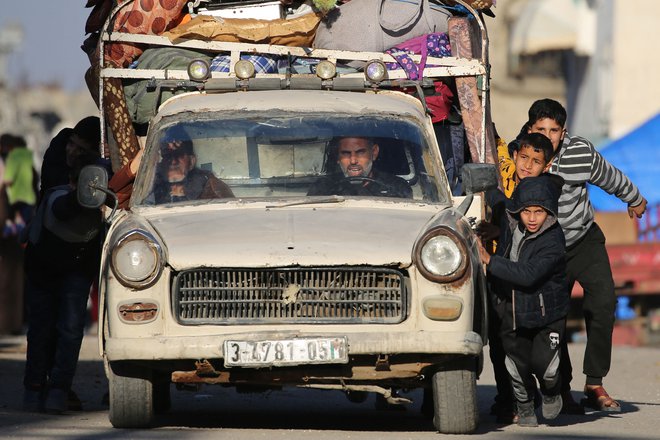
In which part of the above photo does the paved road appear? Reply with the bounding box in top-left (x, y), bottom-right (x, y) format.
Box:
top-left (1, 332), bottom-right (658, 439)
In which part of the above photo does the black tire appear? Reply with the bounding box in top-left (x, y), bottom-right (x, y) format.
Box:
top-left (431, 359), bottom-right (478, 434)
top-left (153, 375), bottom-right (172, 414)
top-left (108, 363), bottom-right (155, 428)
top-left (345, 390), bottom-right (369, 404)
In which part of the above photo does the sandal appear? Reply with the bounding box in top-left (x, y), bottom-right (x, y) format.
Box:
top-left (581, 386), bottom-right (621, 412)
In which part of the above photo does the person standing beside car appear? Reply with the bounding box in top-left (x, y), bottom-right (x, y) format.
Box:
top-left (522, 99), bottom-right (647, 413)
top-left (477, 174), bottom-right (570, 427)
top-left (39, 117), bottom-right (105, 199)
top-left (22, 140), bottom-right (104, 414)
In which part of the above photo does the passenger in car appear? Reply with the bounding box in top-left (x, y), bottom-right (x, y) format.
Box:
top-left (307, 136), bottom-right (412, 198)
top-left (153, 137), bottom-right (234, 204)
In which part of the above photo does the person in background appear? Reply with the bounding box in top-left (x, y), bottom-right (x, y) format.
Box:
top-left (2, 135), bottom-right (36, 238)
top-left (0, 134), bottom-right (12, 226)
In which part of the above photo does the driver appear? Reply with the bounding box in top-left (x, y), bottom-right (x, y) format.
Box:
top-left (307, 136), bottom-right (412, 198)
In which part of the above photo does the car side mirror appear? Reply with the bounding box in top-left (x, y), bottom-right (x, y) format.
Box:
top-left (77, 165), bottom-right (109, 209)
top-left (461, 163), bottom-right (498, 195)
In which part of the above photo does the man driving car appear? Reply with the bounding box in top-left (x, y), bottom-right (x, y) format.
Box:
top-left (307, 136), bottom-right (412, 198)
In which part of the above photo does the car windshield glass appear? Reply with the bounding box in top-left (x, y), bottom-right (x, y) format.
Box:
top-left (132, 112), bottom-right (449, 206)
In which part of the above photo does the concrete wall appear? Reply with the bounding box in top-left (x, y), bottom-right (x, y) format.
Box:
top-left (609, 1), bottom-right (660, 138)
top-left (486, 0), bottom-right (660, 143)
top-left (486, 0), bottom-right (565, 142)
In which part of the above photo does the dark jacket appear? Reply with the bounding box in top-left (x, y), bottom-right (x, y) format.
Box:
top-left (25, 185), bottom-right (103, 282)
top-left (486, 175), bottom-right (569, 329)
top-left (39, 128), bottom-right (73, 201)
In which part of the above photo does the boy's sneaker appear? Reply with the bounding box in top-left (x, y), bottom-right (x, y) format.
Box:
top-left (542, 394), bottom-right (563, 420)
top-left (516, 401), bottom-right (538, 427)
top-left (44, 388), bottom-right (68, 414)
top-left (23, 389), bottom-right (44, 412)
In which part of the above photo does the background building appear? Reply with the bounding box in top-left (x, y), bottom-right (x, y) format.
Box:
top-left (488, 0), bottom-right (660, 144)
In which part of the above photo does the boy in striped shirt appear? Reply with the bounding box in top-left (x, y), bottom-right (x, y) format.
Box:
top-left (521, 99), bottom-right (647, 412)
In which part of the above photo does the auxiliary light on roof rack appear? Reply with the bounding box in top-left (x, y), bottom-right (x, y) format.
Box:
top-left (187, 59), bottom-right (211, 81)
top-left (364, 60), bottom-right (387, 84)
top-left (234, 59), bottom-right (256, 79)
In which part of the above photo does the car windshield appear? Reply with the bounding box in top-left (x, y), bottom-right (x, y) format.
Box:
top-left (132, 111), bottom-right (450, 206)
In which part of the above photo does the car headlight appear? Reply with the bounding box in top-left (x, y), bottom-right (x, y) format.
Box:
top-left (413, 226), bottom-right (469, 282)
top-left (111, 231), bottom-right (163, 289)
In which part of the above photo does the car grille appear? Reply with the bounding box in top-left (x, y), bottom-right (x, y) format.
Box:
top-left (173, 267), bottom-right (407, 324)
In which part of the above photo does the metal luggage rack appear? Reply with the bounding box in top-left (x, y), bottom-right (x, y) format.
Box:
top-left (100, 32), bottom-right (487, 86)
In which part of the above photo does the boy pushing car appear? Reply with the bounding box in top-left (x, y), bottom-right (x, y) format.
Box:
top-left (478, 174), bottom-right (569, 427)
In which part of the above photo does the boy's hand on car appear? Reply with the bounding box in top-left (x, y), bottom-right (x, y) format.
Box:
top-left (628, 198), bottom-right (647, 219)
top-left (476, 239), bottom-right (491, 265)
top-left (476, 221), bottom-right (500, 242)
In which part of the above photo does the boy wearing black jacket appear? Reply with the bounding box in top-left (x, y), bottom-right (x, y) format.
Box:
top-left (477, 174), bottom-right (569, 427)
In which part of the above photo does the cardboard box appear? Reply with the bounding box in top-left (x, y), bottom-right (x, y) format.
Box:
top-left (595, 211), bottom-right (638, 245)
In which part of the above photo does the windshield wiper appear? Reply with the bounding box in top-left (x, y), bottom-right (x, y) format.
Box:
top-left (266, 196), bottom-right (346, 208)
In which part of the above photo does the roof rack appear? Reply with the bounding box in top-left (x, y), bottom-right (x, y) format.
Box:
top-left (100, 32), bottom-right (486, 82)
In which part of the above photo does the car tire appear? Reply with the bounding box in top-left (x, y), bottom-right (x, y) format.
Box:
top-left (108, 362), bottom-right (155, 428)
top-left (431, 358), bottom-right (478, 434)
top-left (153, 373), bottom-right (172, 414)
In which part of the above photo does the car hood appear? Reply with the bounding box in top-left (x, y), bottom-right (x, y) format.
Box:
top-left (141, 202), bottom-right (443, 269)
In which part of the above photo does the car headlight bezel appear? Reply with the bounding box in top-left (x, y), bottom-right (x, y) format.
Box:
top-left (111, 230), bottom-right (163, 289)
top-left (413, 226), bottom-right (469, 283)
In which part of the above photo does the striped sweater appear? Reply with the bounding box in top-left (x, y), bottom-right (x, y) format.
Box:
top-left (549, 134), bottom-right (644, 246)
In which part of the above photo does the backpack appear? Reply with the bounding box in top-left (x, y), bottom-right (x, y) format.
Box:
top-left (21, 186), bottom-right (60, 246)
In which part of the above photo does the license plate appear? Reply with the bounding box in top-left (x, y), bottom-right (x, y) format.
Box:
top-left (223, 337), bottom-right (348, 367)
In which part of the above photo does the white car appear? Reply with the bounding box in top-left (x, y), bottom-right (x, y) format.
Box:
top-left (87, 88), bottom-right (496, 433)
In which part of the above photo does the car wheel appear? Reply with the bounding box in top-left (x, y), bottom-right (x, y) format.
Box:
top-left (108, 362), bottom-right (154, 428)
top-left (431, 358), bottom-right (478, 434)
top-left (153, 372), bottom-right (172, 414)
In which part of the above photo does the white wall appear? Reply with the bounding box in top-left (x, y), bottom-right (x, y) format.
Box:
top-left (609, 0), bottom-right (660, 138)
